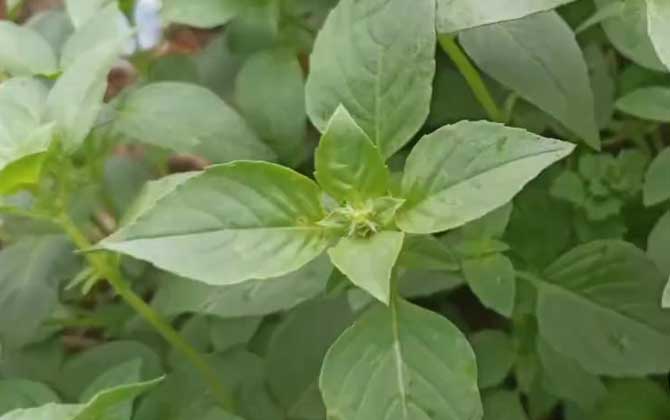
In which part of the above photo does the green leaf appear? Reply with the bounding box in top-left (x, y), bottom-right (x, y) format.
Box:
top-left (64, 0), bottom-right (115, 28)
top-left (60, 3), bottom-right (131, 67)
top-left (460, 12), bottom-right (600, 149)
top-left (396, 121), bottom-right (575, 234)
top-left (58, 341), bottom-right (163, 401)
top-left (646, 0), bottom-right (670, 71)
top-left (161, 0), bottom-right (242, 28)
top-left (470, 330), bottom-right (515, 389)
top-left (113, 82), bottom-right (275, 162)
top-left (315, 106), bottom-right (389, 204)
top-left (320, 299), bottom-right (482, 420)
top-left (436, 0), bottom-right (575, 34)
top-left (616, 87), bottom-right (670, 122)
top-left (535, 240), bottom-right (670, 376)
top-left (462, 254), bottom-right (516, 317)
top-left (593, 0), bottom-right (665, 71)
top-left (0, 377), bottom-right (162, 420)
top-left (663, 279), bottom-right (670, 308)
top-left (648, 211), bottom-right (670, 277)
top-left (267, 297), bottom-right (355, 419)
top-left (594, 379), bottom-right (670, 420)
top-left (644, 148), bottom-right (670, 206)
top-left (27, 10), bottom-right (75, 55)
top-left (306, 0), bottom-right (436, 159)
top-left (328, 231), bottom-right (404, 304)
top-left (79, 360), bottom-right (142, 420)
top-left (0, 236), bottom-right (78, 349)
top-left (101, 161), bottom-right (330, 286)
top-left (235, 48), bottom-right (307, 166)
top-left (0, 379), bottom-right (60, 415)
top-left (482, 391), bottom-right (528, 420)
top-left (0, 22), bottom-right (57, 76)
top-left (45, 40), bottom-right (124, 152)
top-left (152, 255), bottom-right (333, 318)
top-left (209, 317), bottom-right (261, 353)
top-left (537, 339), bottom-right (606, 410)
top-left (0, 125), bottom-right (54, 195)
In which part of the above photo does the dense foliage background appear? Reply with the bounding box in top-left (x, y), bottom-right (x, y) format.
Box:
top-left (0, 0), bottom-right (669, 419)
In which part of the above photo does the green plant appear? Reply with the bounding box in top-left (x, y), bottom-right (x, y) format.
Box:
top-left (0, 0), bottom-right (670, 419)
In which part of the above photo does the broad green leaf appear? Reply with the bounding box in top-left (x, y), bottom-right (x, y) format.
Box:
top-left (616, 87), bottom-right (670, 122)
top-left (306, 0), bottom-right (436, 159)
top-left (161, 0), bottom-right (242, 28)
top-left (397, 235), bottom-right (460, 272)
top-left (152, 255), bottom-right (332, 318)
top-left (436, 0), bottom-right (575, 34)
top-left (80, 360), bottom-right (142, 420)
top-left (235, 48), bottom-right (307, 166)
top-left (27, 10), bottom-right (75, 55)
top-left (536, 240), bottom-right (670, 376)
top-left (460, 12), bottom-right (600, 149)
top-left (0, 377), bottom-right (162, 420)
top-left (462, 254), bottom-right (516, 317)
top-left (267, 297), bottom-right (355, 419)
top-left (459, 203), bottom-right (513, 240)
top-left (65, 0), bottom-right (115, 28)
top-left (584, 44), bottom-right (615, 130)
top-left (320, 299), bottom-right (482, 420)
top-left (101, 162), bottom-right (330, 286)
top-left (594, 0), bottom-right (665, 71)
top-left (58, 341), bottom-right (163, 401)
top-left (537, 339), bottom-right (606, 410)
top-left (0, 236), bottom-right (77, 349)
top-left (648, 211), bottom-right (670, 276)
top-left (396, 121), bottom-right (575, 234)
top-left (594, 379), bottom-right (670, 420)
top-left (46, 40), bottom-right (124, 152)
top-left (329, 231), bottom-right (404, 304)
top-left (663, 279), bottom-right (670, 308)
top-left (644, 148), bottom-right (670, 206)
top-left (482, 391), bottom-right (528, 420)
top-left (575, 1), bottom-right (625, 34)
top-left (315, 106), bottom-right (389, 203)
top-left (113, 82), bottom-right (275, 162)
top-left (0, 338), bottom-right (65, 386)
top-left (0, 380), bottom-right (60, 415)
top-left (470, 330), bottom-right (515, 389)
top-left (0, 125), bottom-right (54, 195)
top-left (209, 317), bottom-right (262, 353)
top-left (60, 3), bottom-right (131, 67)
top-left (0, 22), bottom-right (57, 76)
top-left (646, 0), bottom-right (670, 71)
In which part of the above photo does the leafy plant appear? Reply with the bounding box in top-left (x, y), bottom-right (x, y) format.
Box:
top-left (0, 0), bottom-right (669, 419)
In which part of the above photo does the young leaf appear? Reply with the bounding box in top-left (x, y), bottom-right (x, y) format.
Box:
top-left (161, 0), bottom-right (242, 28)
top-left (100, 162), bottom-right (331, 286)
top-left (593, 0), bottom-right (665, 71)
top-left (328, 231), bottom-right (404, 304)
top-left (79, 360), bottom-right (142, 420)
top-left (470, 330), bottom-right (515, 389)
top-left (643, 148), bottom-right (670, 206)
top-left (0, 22), bottom-right (57, 76)
top-left (460, 12), bottom-right (600, 149)
top-left (315, 106), bottom-right (389, 204)
top-left (113, 82), bottom-right (276, 162)
top-left (646, 0), bottom-right (670, 71)
top-left (436, 0), bottom-right (575, 34)
top-left (0, 236), bottom-right (77, 350)
top-left (64, 0), bottom-right (115, 28)
top-left (462, 254), bottom-right (516, 317)
top-left (396, 121), bottom-right (575, 234)
top-left (306, 0), bottom-right (436, 159)
top-left (535, 240), bottom-right (670, 376)
top-left (0, 124), bottom-right (54, 195)
top-left (616, 87), bottom-right (670, 122)
top-left (45, 40), bottom-right (124, 152)
top-left (151, 255), bottom-right (333, 318)
top-left (235, 48), bottom-right (307, 166)
top-left (60, 3), bottom-right (131, 67)
top-left (320, 299), bottom-right (482, 420)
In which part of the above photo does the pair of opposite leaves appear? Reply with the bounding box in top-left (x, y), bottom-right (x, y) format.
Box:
top-left (100, 106), bottom-right (575, 305)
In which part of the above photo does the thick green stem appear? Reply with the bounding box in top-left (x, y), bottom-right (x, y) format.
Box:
top-left (438, 35), bottom-right (505, 123)
top-left (57, 212), bottom-right (236, 412)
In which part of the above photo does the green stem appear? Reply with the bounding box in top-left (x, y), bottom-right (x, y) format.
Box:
top-left (57, 212), bottom-right (236, 412)
top-left (438, 35), bottom-right (505, 123)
